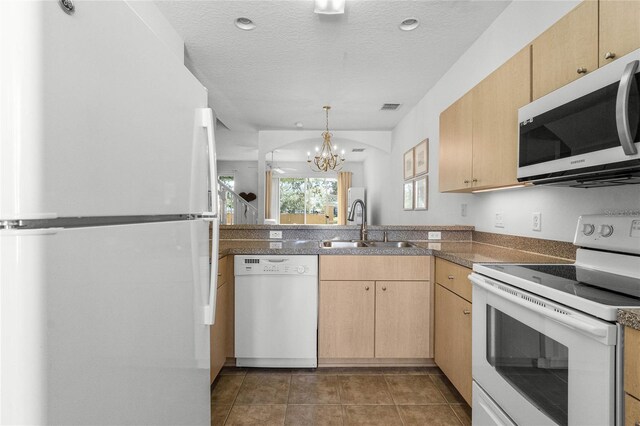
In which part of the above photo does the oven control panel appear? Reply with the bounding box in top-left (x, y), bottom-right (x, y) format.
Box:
top-left (575, 215), bottom-right (640, 255)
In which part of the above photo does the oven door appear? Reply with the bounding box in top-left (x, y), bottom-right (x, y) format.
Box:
top-left (470, 273), bottom-right (618, 426)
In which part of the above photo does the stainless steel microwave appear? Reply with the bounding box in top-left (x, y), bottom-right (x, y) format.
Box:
top-left (518, 48), bottom-right (640, 188)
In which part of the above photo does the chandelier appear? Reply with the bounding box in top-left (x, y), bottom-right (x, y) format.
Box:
top-left (307, 106), bottom-right (345, 172)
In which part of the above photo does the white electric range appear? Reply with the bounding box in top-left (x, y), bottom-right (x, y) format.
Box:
top-left (470, 214), bottom-right (640, 426)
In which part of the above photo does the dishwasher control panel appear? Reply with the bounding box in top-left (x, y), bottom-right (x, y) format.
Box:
top-left (234, 255), bottom-right (318, 276)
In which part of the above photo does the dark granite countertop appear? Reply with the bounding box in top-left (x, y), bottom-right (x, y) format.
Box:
top-left (218, 239), bottom-right (572, 268)
top-left (618, 309), bottom-right (640, 330)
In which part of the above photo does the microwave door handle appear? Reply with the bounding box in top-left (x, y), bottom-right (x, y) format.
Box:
top-left (616, 59), bottom-right (639, 156)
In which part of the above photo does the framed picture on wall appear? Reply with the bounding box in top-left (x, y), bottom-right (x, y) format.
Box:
top-left (414, 139), bottom-right (428, 176)
top-left (403, 149), bottom-right (415, 180)
top-left (415, 176), bottom-right (428, 210)
top-left (403, 181), bottom-right (414, 210)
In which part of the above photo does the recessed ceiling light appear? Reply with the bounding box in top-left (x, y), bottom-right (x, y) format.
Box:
top-left (314, 0), bottom-right (345, 15)
top-left (399, 18), bottom-right (419, 31)
top-left (295, 122), bottom-right (304, 128)
top-left (235, 17), bottom-right (256, 31)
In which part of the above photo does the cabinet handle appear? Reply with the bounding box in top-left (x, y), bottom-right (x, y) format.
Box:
top-left (447, 275), bottom-right (455, 280)
top-left (463, 309), bottom-right (471, 315)
top-left (365, 286), bottom-right (370, 291)
top-left (463, 180), bottom-right (470, 184)
top-left (604, 51), bottom-right (616, 60)
top-left (472, 178), bottom-right (478, 183)
top-left (577, 67), bottom-right (587, 74)
top-left (382, 286), bottom-right (387, 291)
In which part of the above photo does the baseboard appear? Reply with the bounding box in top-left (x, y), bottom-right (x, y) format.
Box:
top-left (318, 358), bottom-right (436, 367)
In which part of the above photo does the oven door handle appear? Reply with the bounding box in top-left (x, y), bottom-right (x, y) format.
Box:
top-left (470, 274), bottom-right (609, 339)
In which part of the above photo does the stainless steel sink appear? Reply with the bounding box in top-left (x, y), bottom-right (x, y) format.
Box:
top-left (364, 241), bottom-right (415, 248)
top-left (320, 241), bottom-right (368, 248)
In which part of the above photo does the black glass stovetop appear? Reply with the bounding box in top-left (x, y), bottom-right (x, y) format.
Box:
top-left (483, 264), bottom-right (640, 307)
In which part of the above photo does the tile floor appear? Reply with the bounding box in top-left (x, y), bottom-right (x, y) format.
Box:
top-left (211, 366), bottom-right (471, 425)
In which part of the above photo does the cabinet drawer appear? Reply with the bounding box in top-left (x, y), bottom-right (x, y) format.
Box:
top-left (626, 393), bottom-right (640, 426)
top-left (626, 327), bottom-right (640, 399)
top-left (320, 255), bottom-right (430, 281)
top-left (435, 258), bottom-right (472, 302)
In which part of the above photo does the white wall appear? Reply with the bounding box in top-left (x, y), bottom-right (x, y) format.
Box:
top-left (376, 0), bottom-right (640, 242)
top-left (218, 160), bottom-right (259, 200)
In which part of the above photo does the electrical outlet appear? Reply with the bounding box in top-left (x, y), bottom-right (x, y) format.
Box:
top-left (532, 212), bottom-right (542, 232)
top-left (461, 203), bottom-right (467, 217)
top-left (269, 230), bottom-right (283, 239)
top-left (428, 231), bottom-right (441, 240)
top-left (494, 212), bottom-right (505, 228)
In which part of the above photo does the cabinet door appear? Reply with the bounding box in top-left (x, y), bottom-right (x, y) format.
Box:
top-left (375, 281), bottom-right (431, 358)
top-left (532, 1), bottom-right (598, 100)
top-left (599, 0), bottom-right (640, 67)
top-left (439, 92), bottom-right (473, 192)
top-left (625, 326), bottom-right (640, 399)
top-left (434, 284), bottom-right (472, 405)
top-left (319, 281), bottom-right (375, 358)
top-left (225, 257), bottom-right (235, 359)
top-left (626, 394), bottom-right (640, 426)
top-left (472, 47), bottom-right (531, 190)
top-left (210, 282), bottom-right (230, 383)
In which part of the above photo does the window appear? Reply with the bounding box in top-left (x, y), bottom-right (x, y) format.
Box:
top-left (218, 175), bottom-right (235, 224)
top-left (279, 177), bottom-right (337, 224)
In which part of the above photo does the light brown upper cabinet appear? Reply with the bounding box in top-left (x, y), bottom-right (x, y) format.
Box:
top-left (439, 92), bottom-right (473, 192)
top-left (599, 0), bottom-right (640, 67)
top-left (472, 47), bottom-right (531, 190)
top-left (532, 0), bottom-right (598, 100)
top-left (439, 47), bottom-right (530, 193)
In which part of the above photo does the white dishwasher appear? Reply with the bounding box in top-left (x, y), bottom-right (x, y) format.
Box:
top-left (234, 255), bottom-right (318, 368)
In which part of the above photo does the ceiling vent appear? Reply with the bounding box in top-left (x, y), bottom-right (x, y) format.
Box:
top-left (352, 148), bottom-right (365, 153)
top-left (381, 103), bottom-right (401, 111)
top-left (216, 118), bottom-right (230, 130)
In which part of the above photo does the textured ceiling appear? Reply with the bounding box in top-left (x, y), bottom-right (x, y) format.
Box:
top-left (156, 0), bottom-right (510, 133)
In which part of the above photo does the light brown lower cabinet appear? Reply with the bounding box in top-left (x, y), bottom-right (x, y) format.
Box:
top-left (319, 280), bottom-right (375, 358)
top-left (318, 256), bottom-right (432, 360)
top-left (210, 256), bottom-right (234, 384)
top-left (434, 283), bottom-right (472, 405)
top-left (375, 281), bottom-right (431, 358)
top-left (625, 326), bottom-right (640, 425)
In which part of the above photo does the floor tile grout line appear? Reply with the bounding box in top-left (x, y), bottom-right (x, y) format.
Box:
top-left (428, 373), bottom-right (454, 405)
top-left (222, 371), bottom-right (246, 425)
top-left (382, 374), bottom-right (406, 426)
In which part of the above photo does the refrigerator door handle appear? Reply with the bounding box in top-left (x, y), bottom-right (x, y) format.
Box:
top-left (199, 108), bottom-right (219, 216)
top-left (203, 216), bottom-right (220, 325)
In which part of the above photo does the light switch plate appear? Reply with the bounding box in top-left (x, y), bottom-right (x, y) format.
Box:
top-left (461, 203), bottom-right (467, 217)
top-left (494, 212), bottom-right (505, 228)
top-left (269, 230), bottom-right (283, 239)
top-left (428, 231), bottom-right (442, 240)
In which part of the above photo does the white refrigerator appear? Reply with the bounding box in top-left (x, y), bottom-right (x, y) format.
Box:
top-left (1, 1), bottom-right (218, 424)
